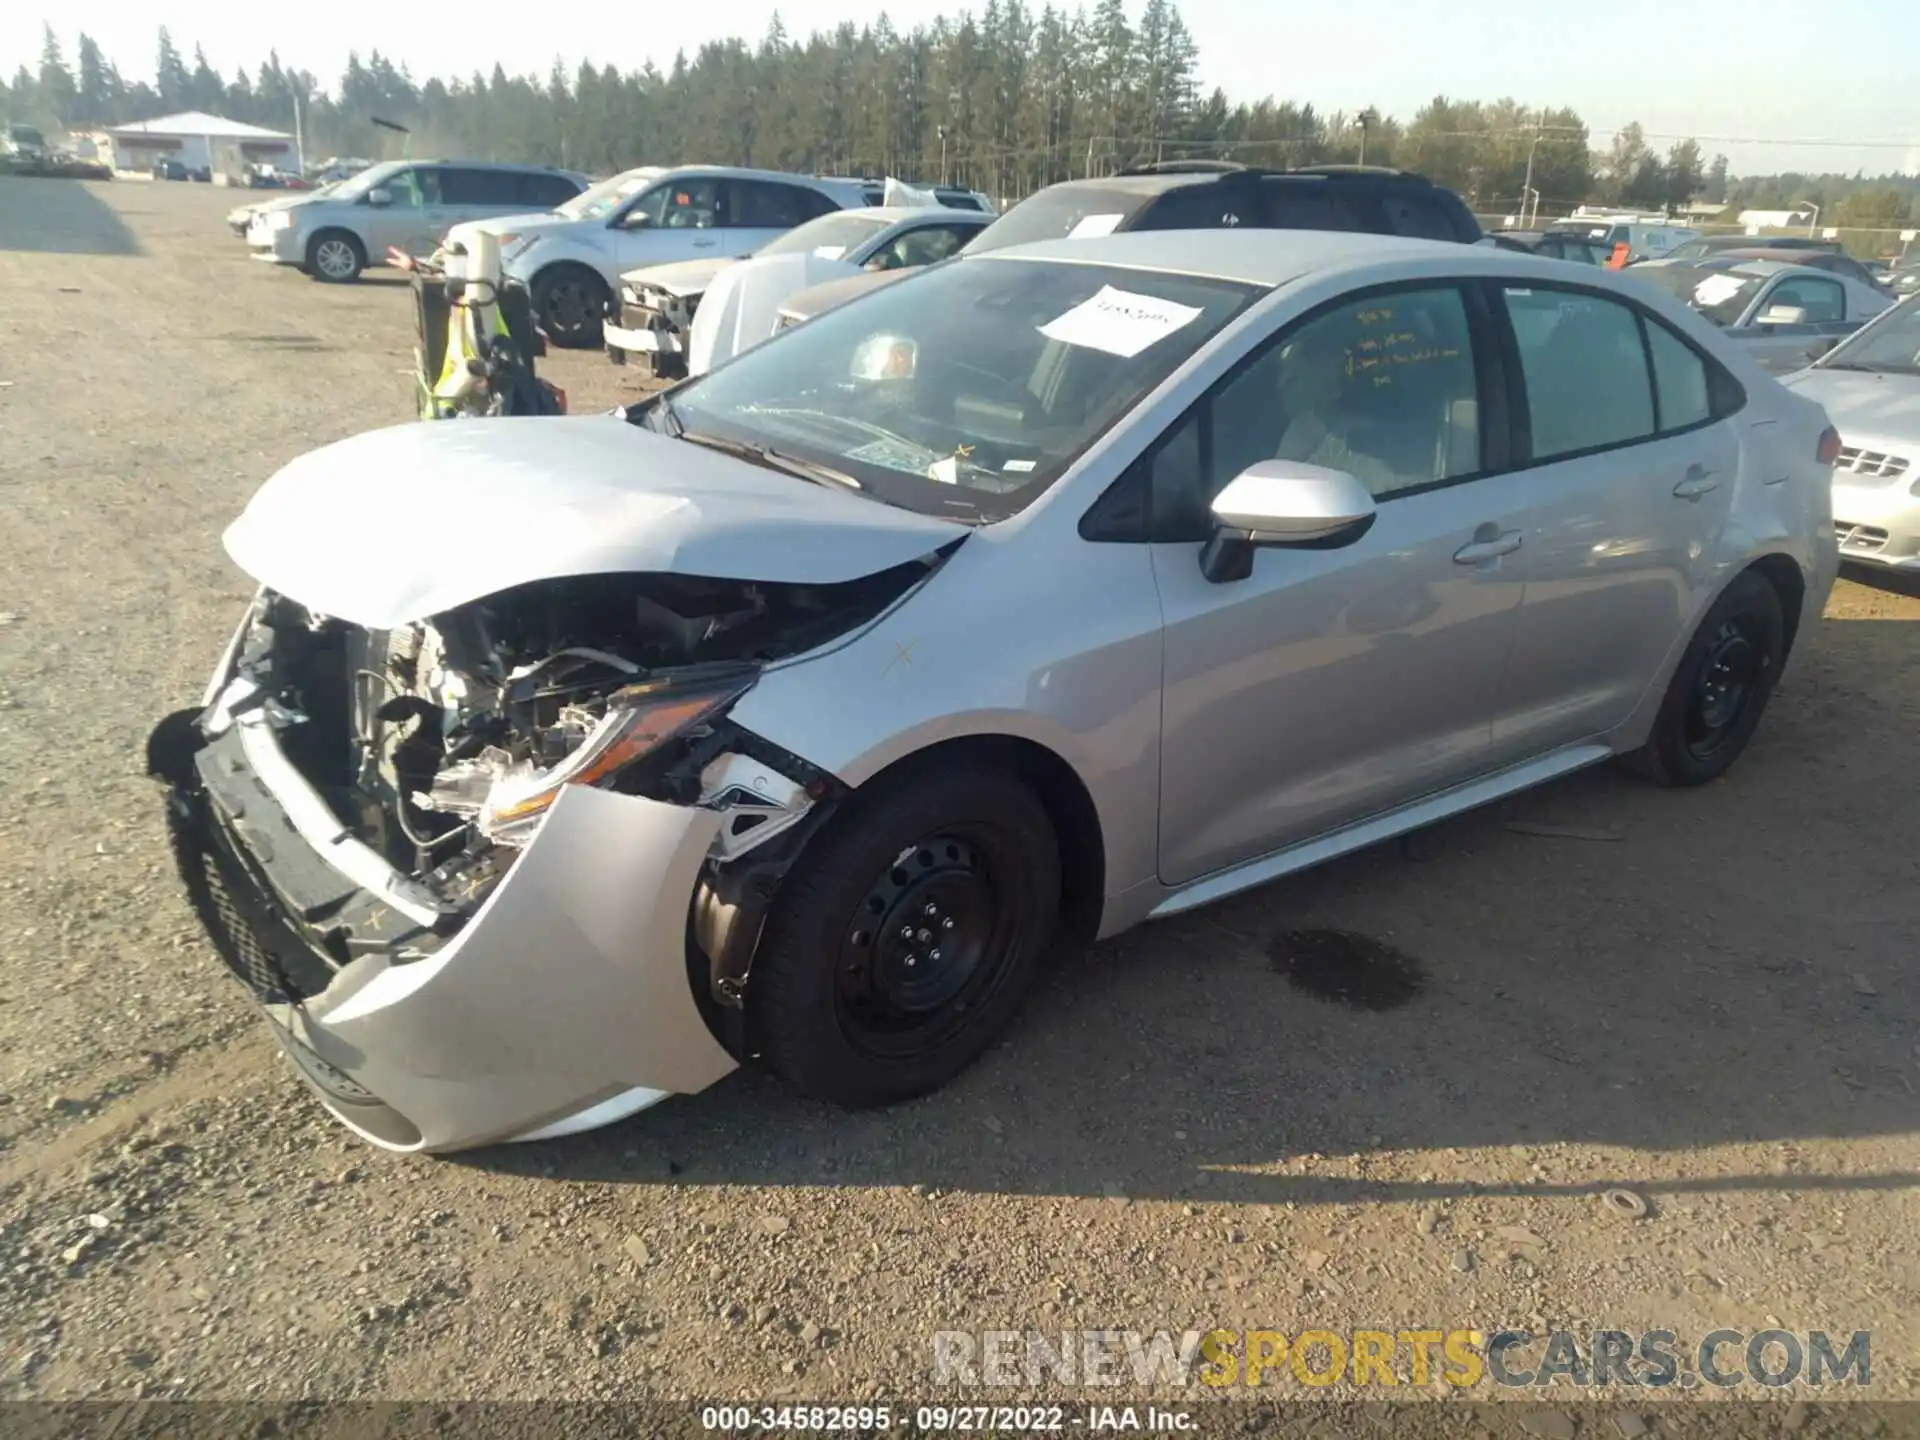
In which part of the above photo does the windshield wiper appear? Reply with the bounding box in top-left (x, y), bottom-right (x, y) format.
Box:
top-left (677, 430), bottom-right (863, 490)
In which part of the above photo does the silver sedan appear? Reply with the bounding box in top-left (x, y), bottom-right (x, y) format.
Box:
top-left (1625, 258), bottom-right (1892, 373)
top-left (153, 232), bottom-right (1840, 1152)
top-left (1785, 292), bottom-right (1920, 570)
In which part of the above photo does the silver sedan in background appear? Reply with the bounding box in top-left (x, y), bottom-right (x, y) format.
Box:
top-left (1785, 292), bottom-right (1920, 571)
top-left (1625, 258), bottom-right (1892, 373)
top-left (153, 232), bottom-right (1839, 1152)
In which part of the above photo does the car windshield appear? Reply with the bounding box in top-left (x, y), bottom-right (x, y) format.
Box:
top-left (1626, 264), bottom-right (1766, 326)
top-left (758, 212), bottom-right (893, 260)
top-left (647, 256), bottom-right (1263, 522)
top-left (557, 168), bottom-right (663, 220)
top-left (330, 161), bottom-right (408, 201)
top-left (1817, 294), bottom-right (1920, 374)
top-left (961, 186), bottom-right (1159, 255)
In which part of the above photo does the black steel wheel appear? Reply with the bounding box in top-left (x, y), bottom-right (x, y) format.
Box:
top-left (748, 764), bottom-right (1060, 1107)
top-left (1625, 569), bottom-right (1785, 787)
top-left (531, 264), bottom-right (609, 348)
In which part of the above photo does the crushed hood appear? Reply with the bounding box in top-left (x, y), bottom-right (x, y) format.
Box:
top-left (622, 256), bottom-right (737, 298)
top-left (223, 417), bottom-right (966, 629)
top-left (689, 252), bottom-right (863, 376)
top-left (1783, 366), bottom-right (1920, 441)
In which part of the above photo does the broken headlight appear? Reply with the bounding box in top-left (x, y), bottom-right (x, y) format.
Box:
top-left (477, 668), bottom-right (757, 843)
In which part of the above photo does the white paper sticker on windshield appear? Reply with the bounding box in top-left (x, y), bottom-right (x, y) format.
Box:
top-left (1693, 273), bottom-right (1748, 308)
top-left (1002, 458), bottom-right (1037, 473)
top-left (1039, 285), bottom-right (1205, 358)
top-left (812, 245), bottom-right (849, 260)
top-left (1067, 213), bottom-right (1125, 239)
top-left (927, 454), bottom-right (961, 484)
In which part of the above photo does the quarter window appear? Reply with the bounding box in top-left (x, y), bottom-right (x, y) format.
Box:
top-left (1644, 320), bottom-right (1711, 432)
top-left (1504, 287), bottom-right (1653, 460)
top-left (1142, 286), bottom-right (1484, 539)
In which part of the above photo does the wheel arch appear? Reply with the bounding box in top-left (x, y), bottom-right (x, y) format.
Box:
top-left (1744, 550), bottom-right (1808, 662)
top-left (839, 733), bottom-right (1107, 953)
top-left (305, 225), bottom-right (366, 268)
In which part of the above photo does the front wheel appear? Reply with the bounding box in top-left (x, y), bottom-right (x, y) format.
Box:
top-left (306, 230), bottom-right (365, 283)
top-left (748, 764), bottom-right (1061, 1108)
top-left (1624, 570), bottom-right (1786, 787)
top-left (531, 265), bottom-right (610, 348)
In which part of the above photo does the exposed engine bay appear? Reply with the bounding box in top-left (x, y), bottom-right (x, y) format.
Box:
top-left (229, 560), bottom-right (931, 920)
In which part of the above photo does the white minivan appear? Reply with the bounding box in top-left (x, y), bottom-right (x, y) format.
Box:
top-left (1547, 218), bottom-right (1699, 264)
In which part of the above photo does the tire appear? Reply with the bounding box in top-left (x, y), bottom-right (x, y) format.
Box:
top-left (748, 763), bottom-right (1062, 1108)
top-left (306, 229), bottom-right (365, 283)
top-left (1624, 570), bottom-right (1785, 787)
top-left (531, 264), bottom-right (610, 348)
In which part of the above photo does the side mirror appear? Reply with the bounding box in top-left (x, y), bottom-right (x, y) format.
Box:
top-left (365, 186), bottom-right (392, 208)
top-left (1199, 461), bottom-right (1378, 584)
top-left (1758, 304), bottom-right (1809, 327)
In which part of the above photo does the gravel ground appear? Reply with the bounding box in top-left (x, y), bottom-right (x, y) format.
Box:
top-left (2, 178), bottom-right (1918, 1429)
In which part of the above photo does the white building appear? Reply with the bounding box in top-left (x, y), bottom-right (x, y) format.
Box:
top-left (105, 111), bottom-right (301, 181)
top-left (1739, 208), bottom-right (1815, 232)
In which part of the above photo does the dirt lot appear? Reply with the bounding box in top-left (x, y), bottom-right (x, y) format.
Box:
top-left (2, 177), bottom-right (1918, 1426)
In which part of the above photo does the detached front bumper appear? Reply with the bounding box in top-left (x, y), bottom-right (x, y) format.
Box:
top-left (604, 302), bottom-right (686, 367)
top-left (159, 700), bottom-right (739, 1153)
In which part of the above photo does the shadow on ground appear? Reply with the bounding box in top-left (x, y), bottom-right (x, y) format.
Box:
top-left (0, 177), bottom-right (141, 256)
top-left (448, 610), bottom-right (1920, 1204)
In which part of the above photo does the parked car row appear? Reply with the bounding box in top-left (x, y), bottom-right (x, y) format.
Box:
top-left (1623, 258), bottom-right (1892, 373)
top-left (164, 147), bottom-right (1874, 1153)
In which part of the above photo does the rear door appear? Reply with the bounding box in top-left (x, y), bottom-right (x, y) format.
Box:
top-left (1484, 281), bottom-right (1741, 760)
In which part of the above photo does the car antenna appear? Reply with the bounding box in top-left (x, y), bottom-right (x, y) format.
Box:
top-left (372, 116), bottom-right (411, 160)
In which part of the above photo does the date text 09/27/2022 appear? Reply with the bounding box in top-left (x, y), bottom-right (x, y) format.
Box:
top-left (700, 1404), bottom-right (1193, 1432)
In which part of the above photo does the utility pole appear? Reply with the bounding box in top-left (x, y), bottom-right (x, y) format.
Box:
top-left (1520, 108), bottom-right (1541, 227)
top-left (1357, 108), bottom-right (1377, 165)
top-left (292, 89), bottom-right (304, 173)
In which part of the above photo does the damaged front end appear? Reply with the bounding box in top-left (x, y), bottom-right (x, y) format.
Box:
top-left (152, 558), bottom-right (933, 1151)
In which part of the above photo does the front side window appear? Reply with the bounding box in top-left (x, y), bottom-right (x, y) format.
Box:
top-left (868, 223), bottom-right (978, 270)
top-left (650, 258), bottom-right (1263, 522)
top-left (1765, 275), bottom-right (1845, 323)
top-left (623, 177), bottom-right (721, 230)
top-left (380, 167), bottom-right (438, 209)
top-left (1504, 287), bottom-right (1653, 459)
top-left (1142, 286), bottom-right (1483, 539)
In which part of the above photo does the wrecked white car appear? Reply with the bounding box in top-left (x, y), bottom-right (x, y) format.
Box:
top-left (606, 205), bottom-right (990, 379)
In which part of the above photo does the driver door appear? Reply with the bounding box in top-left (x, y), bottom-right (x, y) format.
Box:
top-left (369, 165), bottom-right (448, 261)
top-left (1143, 284), bottom-right (1532, 885)
top-left (610, 176), bottom-right (725, 270)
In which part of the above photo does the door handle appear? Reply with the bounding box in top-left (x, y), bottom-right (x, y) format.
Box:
top-left (1673, 465), bottom-right (1720, 500)
top-left (1453, 529), bottom-right (1523, 564)
top-left (691, 238), bottom-right (717, 248)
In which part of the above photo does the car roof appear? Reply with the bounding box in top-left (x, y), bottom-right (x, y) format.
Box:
top-left (974, 228), bottom-right (1460, 287)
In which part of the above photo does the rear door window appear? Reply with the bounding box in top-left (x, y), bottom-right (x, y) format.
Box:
top-left (729, 180), bottom-right (832, 229)
top-left (522, 172), bottom-right (584, 208)
top-left (1259, 180), bottom-right (1377, 232)
top-left (439, 167), bottom-right (522, 206)
top-left (1380, 191), bottom-right (1463, 241)
top-left (1130, 182), bottom-right (1255, 232)
top-left (1503, 286), bottom-right (1655, 460)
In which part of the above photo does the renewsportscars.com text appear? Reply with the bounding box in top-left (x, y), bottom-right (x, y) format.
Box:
top-left (931, 1328), bottom-right (1871, 1389)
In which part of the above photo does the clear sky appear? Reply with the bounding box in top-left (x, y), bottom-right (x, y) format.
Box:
top-left (7, 0), bottom-right (1918, 176)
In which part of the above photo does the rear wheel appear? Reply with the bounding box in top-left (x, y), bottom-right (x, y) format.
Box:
top-left (306, 229), bottom-right (365, 283)
top-left (1624, 570), bottom-right (1785, 786)
top-left (748, 764), bottom-right (1061, 1107)
top-left (531, 264), bottom-right (610, 348)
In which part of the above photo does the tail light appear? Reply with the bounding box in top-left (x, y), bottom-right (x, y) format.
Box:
top-left (1817, 426), bottom-right (1842, 467)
